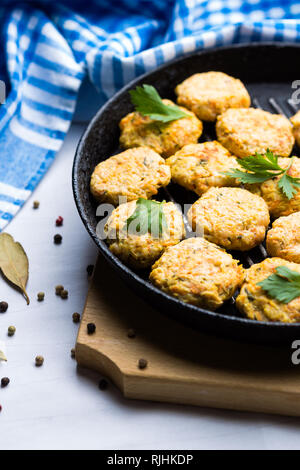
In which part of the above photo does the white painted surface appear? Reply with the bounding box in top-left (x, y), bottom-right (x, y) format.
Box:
top-left (1, 123), bottom-right (300, 450)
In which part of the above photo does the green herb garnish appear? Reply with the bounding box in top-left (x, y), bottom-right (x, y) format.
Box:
top-left (125, 198), bottom-right (168, 238)
top-left (258, 266), bottom-right (300, 304)
top-left (129, 84), bottom-right (189, 123)
top-left (224, 150), bottom-right (300, 200)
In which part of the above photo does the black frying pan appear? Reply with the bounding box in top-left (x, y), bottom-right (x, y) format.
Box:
top-left (72, 43), bottom-right (300, 345)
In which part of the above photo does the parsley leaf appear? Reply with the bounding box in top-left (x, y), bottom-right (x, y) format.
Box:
top-left (258, 266), bottom-right (300, 304)
top-left (225, 168), bottom-right (272, 184)
top-left (129, 84), bottom-right (189, 123)
top-left (277, 160), bottom-right (300, 199)
top-left (224, 151), bottom-right (300, 200)
top-left (125, 198), bottom-right (168, 238)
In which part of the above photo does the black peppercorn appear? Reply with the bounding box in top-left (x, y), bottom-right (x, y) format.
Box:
top-left (1, 377), bottom-right (10, 388)
top-left (138, 358), bottom-right (148, 370)
top-left (127, 328), bottom-right (136, 338)
top-left (71, 348), bottom-right (75, 359)
top-left (54, 234), bottom-right (62, 244)
top-left (0, 301), bottom-right (8, 313)
top-left (33, 200), bottom-right (40, 209)
top-left (87, 323), bottom-right (96, 334)
top-left (98, 378), bottom-right (108, 390)
top-left (86, 265), bottom-right (94, 277)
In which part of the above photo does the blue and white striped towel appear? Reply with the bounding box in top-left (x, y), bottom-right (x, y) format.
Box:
top-left (0, 0), bottom-right (300, 231)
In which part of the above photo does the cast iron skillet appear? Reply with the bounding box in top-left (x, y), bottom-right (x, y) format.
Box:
top-left (73, 43), bottom-right (300, 345)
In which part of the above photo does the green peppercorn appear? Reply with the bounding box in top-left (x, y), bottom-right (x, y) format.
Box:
top-left (55, 285), bottom-right (64, 295)
top-left (35, 355), bottom-right (44, 367)
top-left (61, 289), bottom-right (68, 299)
top-left (72, 312), bottom-right (80, 323)
top-left (98, 378), bottom-right (108, 390)
top-left (33, 200), bottom-right (40, 209)
top-left (87, 265), bottom-right (94, 277)
top-left (7, 326), bottom-right (16, 337)
top-left (37, 292), bottom-right (45, 301)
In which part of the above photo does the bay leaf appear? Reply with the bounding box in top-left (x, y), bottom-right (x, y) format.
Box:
top-left (0, 350), bottom-right (7, 361)
top-left (0, 233), bottom-right (30, 304)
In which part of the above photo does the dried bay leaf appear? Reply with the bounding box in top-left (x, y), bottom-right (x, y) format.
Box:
top-left (0, 233), bottom-right (30, 304)
top-left (0, 350), bottom-right (7, 362)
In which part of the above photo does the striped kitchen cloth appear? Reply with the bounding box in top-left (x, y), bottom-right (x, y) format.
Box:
top-left (0, 0), bottom-right (300, 231)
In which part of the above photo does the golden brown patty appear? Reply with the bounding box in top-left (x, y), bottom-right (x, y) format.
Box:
top-left (150, 237), bottom-right (244, 310)
top-left (266, 212), bottom-right (300, 263)
top-left (187, 187), bottom-right (270, 251)
top-left (90, 147), bottom-right (171, 206)
top-left (175, 71), bottom-right (250, 122)
top-left (119, 99), bottom-right (202, 158)
top-left (216, 108), bottom-right (294, 158)
top-left (236, 258), bottom-right (300, 323)
top-left (291, 110), bottom-right (300, 147)
top-left (247, 156), bottom-right (300, 218)
top-left (166, 141), bottom-right (240, 196)
top-left (104, 200), bottom-right (185, 269)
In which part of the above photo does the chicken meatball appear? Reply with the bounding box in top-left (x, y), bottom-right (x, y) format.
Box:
top-left (291, 110), bottom-right (300, 147)
top-left (119, 99), bottom-right (202, 158)
top-left (166, 141), bottom-right (240, 196)
top-left (90, 147), bottom-right (171, 206)
top-left (187, 187), bottom-right (270, 251)
top-left (150, 237), bottom-right (244, 310)
top-left (236, 257), bottom-right (300, 323)
top-left (216, 108), bottom-right (294, 158)
top-left (175, 71), bottom-right (250, 122)
top-left (266, 212), bottom-right (300, 263)
top-left (104, 200), bottom-right (185, 269)
top-left (247, 156), bottom-right (300, 218)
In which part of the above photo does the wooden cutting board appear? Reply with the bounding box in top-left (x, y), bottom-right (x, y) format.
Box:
top-left (76, 255), bottom-right (300, 417)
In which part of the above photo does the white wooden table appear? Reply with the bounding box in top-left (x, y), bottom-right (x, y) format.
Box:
top-left (1, 122), bottom-right (300, 450)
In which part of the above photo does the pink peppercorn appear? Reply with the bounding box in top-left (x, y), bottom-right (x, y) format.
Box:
top-left (56, 216), bottom-right (63, 226)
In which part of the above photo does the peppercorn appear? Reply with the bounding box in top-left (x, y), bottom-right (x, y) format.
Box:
top-left (7, 326), bottom-right (16, 337)
top-left (71, 348), bottom-right (75, 359)
top-left (87, 323), bottom-right (96, 334)
top-left (35, 355), bottom-right (44, 367)
top-left (54, 233), bottom-right (62, 244)
top-left (0, 301), bottom-right (8, 313)
top-left (55, 285), bottom-right (64, 295)
top-left (33, 200), bottom-right (40, 209)
top-left (37, 292), bottom-right (45, 302)
top-left (1, 377), bottom-right (10, 388)
top-left (98, 378), bottom-right (108, 390)
top-left (86, 265), bottom-right (94, 277)
top-left (127, 328), bottom-right (136, 338)
top-left (56, 216), bottom-right (63, 226)
top-left (72, 312), bottom-right (80, 323)
top-left (138, 358), bottom-right (148, 370)
top-left (0, 405), bottom-right (2, 412)
top-left (61, 289), bottom-right (68, 299)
